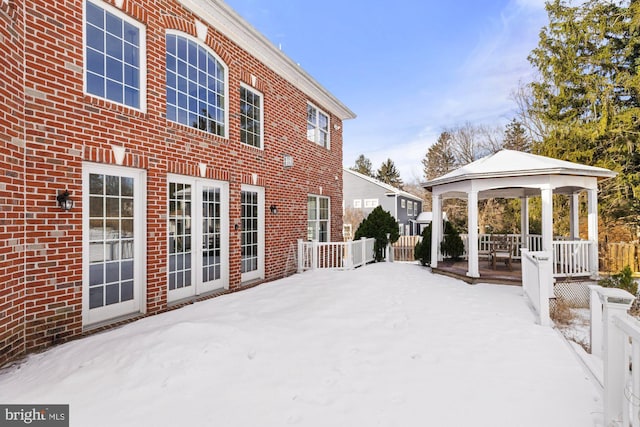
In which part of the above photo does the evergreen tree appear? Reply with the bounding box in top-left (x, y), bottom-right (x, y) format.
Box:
top-left (503, 119), bottom-right (531, 152)
top-left (422, 132), bottom-right (457, 180)
top-left (376, 158), bottom-right (403, 189)
top-left (528, 0), bottom-right (640, 230)
top-left (350, 154), bottom-right (374, 177)
top-left (354, 206), bottom-right (400, 262)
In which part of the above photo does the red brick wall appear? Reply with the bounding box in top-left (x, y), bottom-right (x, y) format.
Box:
top-left (0, 1), bottom-right (26, 366)
top-left (1, 0), bottom-right (346, 363)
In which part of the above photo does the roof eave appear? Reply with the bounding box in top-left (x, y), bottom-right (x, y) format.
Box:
top-left (177, 0), bottom-right (356, 121)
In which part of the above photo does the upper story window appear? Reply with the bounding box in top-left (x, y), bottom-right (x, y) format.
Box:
top-left (364, 199), bottom-right (379, 208)
top-left (166, 33), bottom-right (227, 137)
top-left (85, 0), bottom-right (146, 110)
top-left (407, 201), bottom-right (413, 216)
top-left (353, 199), bottom-right (362, 208)
top-left (401, 199), bottom-right (406, 209)
top-left (240, 84), bottom-right (263, 149)
top-left (307, 103), bottom-right (330, 148)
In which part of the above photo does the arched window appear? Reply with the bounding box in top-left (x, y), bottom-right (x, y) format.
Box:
top-left (166, 33), bottom-right (227, 137)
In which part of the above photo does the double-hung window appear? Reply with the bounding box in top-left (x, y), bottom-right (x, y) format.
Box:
top-left (240, 85), bottom-right (263, 148)
top-left (307, 103), bottom-right (330, 148)
top-left (307, 195), bottom-right (329, 242)
top-left (166, 33), bottom-right (227, 137)
top-left (84, 0), bottom-right (145, 110)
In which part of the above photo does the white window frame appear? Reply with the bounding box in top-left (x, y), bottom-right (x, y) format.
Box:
top-left (83, 0), bottom-right (147, 112)
top-left (82, 162), bottom-right (147, 326)
top-left (306, 102), bottom-right (330, 149)
top-left (165, 30), bottom-right (229, 138)
top-left (307, 194), bottom-right (330, 242)
top-left (401, 199), bottom-right (406, 209)
top-left (407, 201), bottom-right (413, 216)
top-left (167, 175), bottom-right (230, 303)
top-left (353, 199), bottom-right (362, 208)
top-left (240, 185), bottom-right (265, 283)
top-left (364, 198), bottom-right (379, 208)
top-left (240, 83), bottom-right (264, 149)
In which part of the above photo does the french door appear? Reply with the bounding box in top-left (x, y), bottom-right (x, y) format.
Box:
top-left (168, 175), bottom-right (228, 302)
top-left (240, 185), bottom-right (264, 283)
top-left (83, 163), bottom-right (146, 325)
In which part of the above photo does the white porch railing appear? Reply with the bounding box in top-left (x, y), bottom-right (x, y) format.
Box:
top-left (297, 237), bottom-right (375, 272)
top-left (521, 249), bottom-right (552, 326)
top-left (590, 286), bottom-right (638, 426)
top-left (552, 240), bottom-right (592, 278)
top-left (457, 233), bottom-right (594, 278)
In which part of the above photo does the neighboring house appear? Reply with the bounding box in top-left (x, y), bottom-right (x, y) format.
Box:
top-left (0, 0), bottom-right (354, 365)
top-left (343, 169), bottom-right (423, 237)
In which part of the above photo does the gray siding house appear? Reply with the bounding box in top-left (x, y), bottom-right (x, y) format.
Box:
top-left (343, 168), bottom-right (423, 237)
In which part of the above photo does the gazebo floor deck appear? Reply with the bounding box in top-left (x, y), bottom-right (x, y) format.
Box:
top-left (432, 259), bottom-right (593, 286)
top-left (432, 259), bottom-right (524, 286)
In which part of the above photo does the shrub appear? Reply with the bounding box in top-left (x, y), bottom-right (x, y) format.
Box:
top-left (599, 265), bottom-right (638, 296)
top-left (414, 224), bottom-right (432, 266)
top-left (440, 221), bottom-right (465, 261)
top-left (354, 206), bottom-right (400, 262)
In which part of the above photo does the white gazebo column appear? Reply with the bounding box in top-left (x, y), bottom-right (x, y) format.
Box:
top-left (430, 194), bottom-right (442, 268)
top-left (570, 192), bottom-right (580, 240)
top-left (467, 190), bottom-right (479, 278)
top-left (520, 196), bottom-right (529, 251)
top-left (587, 188), bottom-right (599, 278)
top-left (541, 188), bottom-right (553, 252)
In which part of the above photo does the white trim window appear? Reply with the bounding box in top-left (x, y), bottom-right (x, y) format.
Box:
top-left (166, 32), bottom-right (228, 137)
top-left (407, 201), bottom-right (413, 216)
top-left (308, 195), bottom-right (330, 242)
top-left (364, 198), bottom-right (379, 208)
top-left (83, 163), bottom-right (146, 326)
top-left (167, 175), bottom-right (229, 302)
top-left (307, 103), bottom-right (330, 148)
top-left (401, 199), bottom-right (406, 209)
top-left (240, 84), bottom-right (263, 149)
top-left (84, 0), bottom-right (146, 110)
top-left (353, 199), bottom-right (362, 208)
top-left (241, 185), bottom-right (265, 282)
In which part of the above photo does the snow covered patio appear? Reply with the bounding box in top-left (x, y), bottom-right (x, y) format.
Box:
top-left (0, 263), bottom-right (601, 427)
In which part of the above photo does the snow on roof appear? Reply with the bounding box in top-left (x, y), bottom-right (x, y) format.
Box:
top-left (424, 150), bottom-right (617, 190)
top-left (344, 168), bottom-right (422, 201)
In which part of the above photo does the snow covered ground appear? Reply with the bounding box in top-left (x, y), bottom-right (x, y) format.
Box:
top-left (0, 263), bottom-right (602, 427)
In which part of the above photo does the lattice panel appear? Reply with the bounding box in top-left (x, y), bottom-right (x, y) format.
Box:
top-left (553, 281), bottom-right (595, 308)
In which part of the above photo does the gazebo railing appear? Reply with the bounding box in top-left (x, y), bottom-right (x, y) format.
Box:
top-left (457, 233), bottom-right (594, 278)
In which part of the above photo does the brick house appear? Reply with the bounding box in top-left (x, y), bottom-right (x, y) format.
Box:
top-left (0, 0), bottom-right (355, 365)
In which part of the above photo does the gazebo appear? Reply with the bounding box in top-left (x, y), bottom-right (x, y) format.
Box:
top-left (423, 150), bottom-right (617, 280)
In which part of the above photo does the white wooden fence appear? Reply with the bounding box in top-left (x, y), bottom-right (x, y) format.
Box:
top-left (297, 238), bottom-right (376, 272)
top-left (590, 286), bottom-right (639, 426)
top-left (521, 249), bottom-right (552, 326)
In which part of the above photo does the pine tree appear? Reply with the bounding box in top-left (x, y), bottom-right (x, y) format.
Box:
top-left (350, 154), bottom-right (374, 177)
top-left (503, 119), bottom-right (531, 152)
top-left (376, 158), bottom-right (403, 189)
top-left (528, 0), bottom-right (640, 230)
top-left (422, 132), bottom-right (457, 180)
top-left (354, 206), bottom-right (400, 262)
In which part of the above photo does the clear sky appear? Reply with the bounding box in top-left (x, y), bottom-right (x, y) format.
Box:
top-left (224, 0), bottom-right (549, 182)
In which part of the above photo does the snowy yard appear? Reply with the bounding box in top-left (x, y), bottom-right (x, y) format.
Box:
top-left (0, 263), bottom-right (602, 427)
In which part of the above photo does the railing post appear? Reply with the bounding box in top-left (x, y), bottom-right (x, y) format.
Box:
top-left (345, 240), bottom-right (353, 269)
top-left (386, 233), bottom-right (392, 262)
top-left (312, 240), bottom-right (319, 270)
top-left (361, 237), bottom-right (367, 264)
top-left (589, 284), bottom-right (603, 358)
top-left (597, 287), bottom-right (636, 427)
top-left (297, 239), bottom-right (304, 273)
top-left (536, 252), bottom-right (552, 327)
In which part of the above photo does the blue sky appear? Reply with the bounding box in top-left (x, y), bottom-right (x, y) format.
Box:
top-left (224, 0), bottom-right (549, 182)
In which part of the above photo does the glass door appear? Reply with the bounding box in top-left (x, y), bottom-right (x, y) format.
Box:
top-left (168, 176), bottom-right (228, 302)
top-left (83, 164), bottom-right (145, 325)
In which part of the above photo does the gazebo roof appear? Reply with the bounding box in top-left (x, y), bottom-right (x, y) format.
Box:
top-left (424, 150), bottom-right (617, 191)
